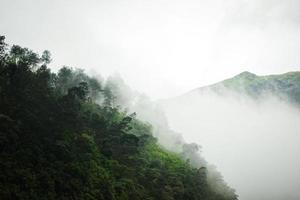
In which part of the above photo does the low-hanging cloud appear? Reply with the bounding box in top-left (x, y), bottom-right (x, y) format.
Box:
top-left (160, 89), bottom-right (300, 200)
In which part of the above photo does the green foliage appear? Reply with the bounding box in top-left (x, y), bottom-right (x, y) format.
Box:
top-left (0, 36), bottom-right (237, 200)
top-left (208, 71), bottom-right (300, 104)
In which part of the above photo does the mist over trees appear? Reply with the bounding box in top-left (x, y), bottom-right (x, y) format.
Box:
top-left (0, 36), bottom-right (237, 200)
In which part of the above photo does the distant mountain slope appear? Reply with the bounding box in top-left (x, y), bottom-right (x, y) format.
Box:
top-left (188, 71), bottom-right (300, 104)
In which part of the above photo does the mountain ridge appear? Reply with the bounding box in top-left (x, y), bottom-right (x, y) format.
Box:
top-left (179, 71), bottom-right (300, 104)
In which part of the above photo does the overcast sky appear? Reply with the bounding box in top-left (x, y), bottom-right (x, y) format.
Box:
top-left (1, 0), bottom-right (300, 99)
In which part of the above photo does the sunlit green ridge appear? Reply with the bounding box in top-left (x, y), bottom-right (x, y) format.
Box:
top-left (192, 71), bottom-right (300, 104)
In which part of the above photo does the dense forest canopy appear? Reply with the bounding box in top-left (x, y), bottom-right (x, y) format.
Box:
top-left (0, 36), bottom-right (237, 200)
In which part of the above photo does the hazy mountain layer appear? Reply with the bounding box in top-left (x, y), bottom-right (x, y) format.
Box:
top-left (191, 71), bottom-right (300, 104)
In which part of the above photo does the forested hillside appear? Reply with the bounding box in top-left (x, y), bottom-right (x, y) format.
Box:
top-left (0, 36), bottom-right (237, 200)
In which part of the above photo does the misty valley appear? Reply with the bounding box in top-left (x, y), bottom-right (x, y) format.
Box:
top-left (1, 37), bottom-right (300, 200)
top-left (160, 71), bottom-right (300, 200)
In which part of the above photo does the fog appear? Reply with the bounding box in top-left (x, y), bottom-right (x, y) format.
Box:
top-left (1, 0), bottom-right (300, 199)
top-left (160, 89), bottom-right (300, 200)
top-left (1, 0), bottom-right (300, 99)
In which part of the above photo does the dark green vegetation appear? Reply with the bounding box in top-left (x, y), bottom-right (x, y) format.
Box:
top-left (195, 71), bottom-right (300, 104)
top-left (0, 36), bottom-right (237, 200)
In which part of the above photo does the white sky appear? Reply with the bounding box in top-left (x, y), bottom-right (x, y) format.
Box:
top-left (1, 0), bottom-right (300, 99)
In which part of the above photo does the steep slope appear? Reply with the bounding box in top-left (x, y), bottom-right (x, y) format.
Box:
top-left (0, 36), bottom-right (237, 200)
